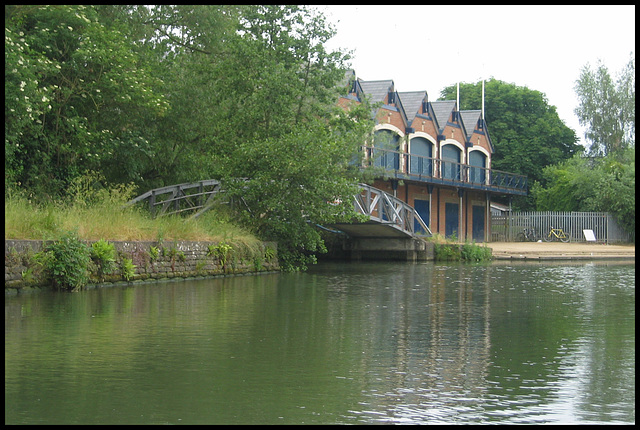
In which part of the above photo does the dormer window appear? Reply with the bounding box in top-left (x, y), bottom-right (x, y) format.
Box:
top-left (388, 91), bottom-right (395, 104)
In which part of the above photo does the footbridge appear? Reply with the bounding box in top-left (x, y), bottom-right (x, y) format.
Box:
top-left (125, 180), bottom-right (433, 260)
top-left (327, 183), bottom-right (431, 239)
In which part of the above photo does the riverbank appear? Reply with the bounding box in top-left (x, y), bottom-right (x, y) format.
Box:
top-left (486, 241), bottom-right (635, 260)
top-left (5, 239), bottom-right (279, 294)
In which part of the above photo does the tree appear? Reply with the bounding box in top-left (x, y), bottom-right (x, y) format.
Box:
top-left (5, 5), bottom-right (168, 197)
top-left (5, 5), bottom-right (373, 270)
top-left (574, 55), bottom-right (635, 157)
top-left (531, 148), bottom-right (635, 235)
top-left (440, 79), bottom-right (581, 210)
top-left (107, 5), bottom-right (372, 270)
top-left (213, 5), bottom-right (372, 270)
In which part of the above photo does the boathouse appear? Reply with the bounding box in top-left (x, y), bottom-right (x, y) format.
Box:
top-left (339, 71), bottom-right (527, 242)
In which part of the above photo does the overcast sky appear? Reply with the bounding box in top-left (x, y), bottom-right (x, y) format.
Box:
top-left (319, 5), bottom-right (635, 149)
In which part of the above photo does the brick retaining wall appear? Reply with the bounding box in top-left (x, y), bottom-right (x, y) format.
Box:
top-left (5, 239), bottom-right (279, 293)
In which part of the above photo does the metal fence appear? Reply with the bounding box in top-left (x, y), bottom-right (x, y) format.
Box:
top-left (491, 211), bottom-right (633, 243)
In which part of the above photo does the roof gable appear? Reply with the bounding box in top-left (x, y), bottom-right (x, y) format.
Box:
top-left (397, 91), bottom-right (427, 125)
top-left (460, 110), bottom-right (481, 140)
top-left (430, 100), bottom-right (456, 133)
top-left (358, 79), bottom-right (394, 104)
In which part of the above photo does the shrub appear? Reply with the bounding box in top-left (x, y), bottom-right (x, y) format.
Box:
top-left (434, 243), bottom-right (461, 261)
top-left (37, 231), bottom-right (91, 291)
top-left (461, 243), bottom-right (493, 261)
top-left (121, 258), bottom-right (137, 281)
top-left (90, 239), bottom-right (117, 280)
top-left (208, 242), bottom-right (234, 270)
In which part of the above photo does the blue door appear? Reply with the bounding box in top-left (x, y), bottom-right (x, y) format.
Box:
top-left (472, 205), bottom-right (485, 242)
top-left (413, 199), bottom-right (430, 234)
top-left (445, 202), bottom-right (459, 239)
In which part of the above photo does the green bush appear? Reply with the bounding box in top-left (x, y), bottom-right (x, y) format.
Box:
top-left (121, 258), bottom-right (137, 281)
top-left (461, 243), bottom-right (492, 261)
top-left (434, 243), bottom-right (461, 261)
top-left (208, 242), bottom-right (234, 269)
top-left (37, 231), bottom-right (91, 291)
top-left (90, 239), bottom-right (116, 279)
top-left (434, 242), bottom-right (493, 262)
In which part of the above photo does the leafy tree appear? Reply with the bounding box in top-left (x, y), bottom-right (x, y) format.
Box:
top-left (214, 5), bottom-right (372, 270)
top-left (440, 79), bottom-right (581, 210)
top-left (574, 55), bottom-right (635, 156)
top-left (104, 5), bottom-right (372, 270)
top-left (5, 5), bottom-right (167, 197)
top-left (531, 148), bottom-right (635, 235)
top-left (5, 5), bottom-right (374, 270)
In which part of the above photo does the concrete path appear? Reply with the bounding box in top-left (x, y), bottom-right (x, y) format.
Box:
top-left (485, 242), bottom-right (635, 260)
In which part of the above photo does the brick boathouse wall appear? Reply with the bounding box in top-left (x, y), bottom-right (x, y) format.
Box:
top-left (5, 239), bottom-right (279, 294)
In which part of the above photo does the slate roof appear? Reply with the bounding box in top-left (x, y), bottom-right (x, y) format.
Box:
top-left (460, 110), bottom-right (481, 140)
top-left (346, 75), bottom-right (492, 151)
top-left (397, 91), bottom-right (427, 125)
top-left (358, 79), bottom-right (394, 104)
top-left (430, 100), bottom-right (456, 133)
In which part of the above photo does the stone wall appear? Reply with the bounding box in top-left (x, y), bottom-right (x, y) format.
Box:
top-left (5, 239), bottom-right (279, 294)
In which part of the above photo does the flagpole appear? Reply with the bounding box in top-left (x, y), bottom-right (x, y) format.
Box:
top-left (481, 80), bottom-right (485, 120)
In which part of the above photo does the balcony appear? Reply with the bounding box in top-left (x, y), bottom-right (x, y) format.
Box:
top-left (363, 146), bottom-right (528, 196)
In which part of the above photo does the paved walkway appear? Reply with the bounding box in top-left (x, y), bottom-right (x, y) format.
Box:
top-left (485, 242), bottom-right (635, 260)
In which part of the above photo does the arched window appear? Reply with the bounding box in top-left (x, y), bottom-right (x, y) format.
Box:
top-left (409, 137), bottom-right (433, 176)
top-left (441, 144), bottom-right (461, 180)
top-left (373, 129), bottom-right (400, 171)
top-left (468, 151), bottom-right (487, 184)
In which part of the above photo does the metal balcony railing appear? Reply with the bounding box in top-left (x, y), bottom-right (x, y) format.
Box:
top-left (363, 146), bottom-right (528, 194)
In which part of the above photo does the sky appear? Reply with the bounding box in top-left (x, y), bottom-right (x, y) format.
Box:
top-left (319, 5), bottom-right (635, 149)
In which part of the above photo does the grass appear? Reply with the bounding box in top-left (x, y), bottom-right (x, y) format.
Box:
top-left (428, 233), bottom-right (493, 262)
top-left (5, 183), bottom-right (261, 249)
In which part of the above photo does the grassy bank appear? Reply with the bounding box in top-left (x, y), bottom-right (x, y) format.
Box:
top-left (4, 183), bottom-right (260, 249)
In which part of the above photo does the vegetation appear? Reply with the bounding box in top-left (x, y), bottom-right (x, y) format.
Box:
top-left (531, 148), bottom-right (635, 235)
top-left (36, 231), bottom-right (92, 291)
top-left (90, 239), bottom-right (117, 280)
top-left (433, 242), bottom-right (493, 262)
top-left (5, 5), bottom-right (372, 271)
top-left (531, 58), bottom-right (635, 236)
top-left (429, 234), bottom-right (493, 262)
top-left (574, 55), bottom-right (635, 157)
top-left (4, 173), bottom-right (262, 250)
top-left (5, 5), bottom-right (634, 270)
top-left (440, 79), bottom-right (581, 211)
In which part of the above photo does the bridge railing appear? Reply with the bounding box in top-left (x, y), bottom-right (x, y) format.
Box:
top-left (123, 179), bottom-right (222, 218)
top-left (125, 180), bottom-right (432, 238)
top-left (355, 184), bottom-right (432, 237)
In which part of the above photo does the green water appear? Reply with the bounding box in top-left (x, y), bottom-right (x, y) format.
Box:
top-left (5, 261), bottom-right (635, 424)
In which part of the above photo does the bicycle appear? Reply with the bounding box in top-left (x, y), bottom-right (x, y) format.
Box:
top-left (543, 227), bottom-right (570, 242)
top-left (516, 227), bottom-right (538, 242)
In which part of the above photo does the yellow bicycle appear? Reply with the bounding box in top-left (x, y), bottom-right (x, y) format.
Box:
top-left (543, 226), bottom-right (570, 243)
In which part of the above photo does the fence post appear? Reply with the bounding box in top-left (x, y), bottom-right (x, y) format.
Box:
top-left (149, 190), bottom-right (156, 218)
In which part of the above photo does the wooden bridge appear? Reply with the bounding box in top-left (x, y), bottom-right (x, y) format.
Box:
top-left (124, 180), bottom-right (432, 241)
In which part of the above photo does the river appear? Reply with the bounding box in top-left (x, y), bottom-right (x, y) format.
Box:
top-left (4, 260), bottom-right (635, 424)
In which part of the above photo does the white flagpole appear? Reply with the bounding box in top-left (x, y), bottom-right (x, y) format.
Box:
top-left (481, 80), bottom-right (485, 120)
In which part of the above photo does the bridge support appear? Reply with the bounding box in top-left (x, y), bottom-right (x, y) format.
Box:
top-left (345, 237), bottom-right (434, 262)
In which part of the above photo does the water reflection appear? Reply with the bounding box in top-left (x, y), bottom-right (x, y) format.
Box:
top-left (5, 262), bottom-right (635, 424)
